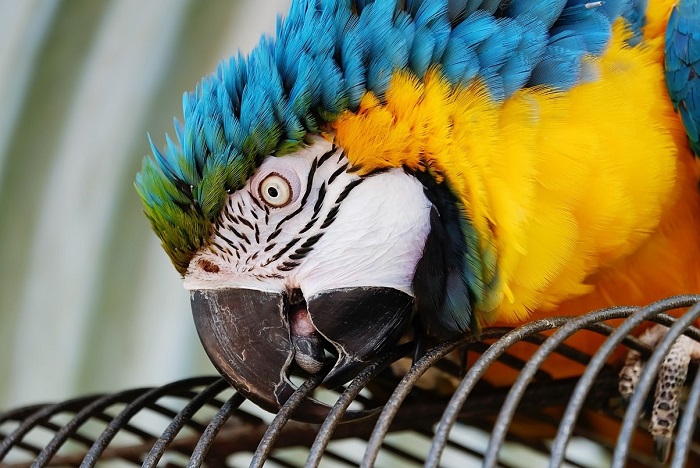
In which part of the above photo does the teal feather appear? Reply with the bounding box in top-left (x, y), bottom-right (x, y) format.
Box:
top-left (623, 0), bottom-right (648, 45)
top-left (505, 0), bottom-right (567, 29)
top-left (552, 11), bottom-right (612, 55)
top-left (450, 10), bottom-right (496, 49)
top-left (441, 38), bottom-right (477, 83)
top-left (409, 28), bottom-right (437, 77)
top-left (665, 0), bottom-right (700, 155)
top-left (341, 29), bottom-right (367, 106)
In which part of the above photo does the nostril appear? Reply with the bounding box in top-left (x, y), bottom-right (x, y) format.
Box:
top-left (198, 259), bottom-right (220, 273)
top-left (289, 287), bottom-right (305, 306)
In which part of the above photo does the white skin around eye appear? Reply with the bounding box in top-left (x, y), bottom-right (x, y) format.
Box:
top-left (184, 136), bottom-right (433, 298)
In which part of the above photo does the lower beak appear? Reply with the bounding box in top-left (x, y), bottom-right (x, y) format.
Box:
top-left (190, 287), bottom-right (413, 422)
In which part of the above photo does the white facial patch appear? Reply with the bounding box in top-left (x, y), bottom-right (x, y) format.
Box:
top-left (184, 136), bottom-right (433, 298)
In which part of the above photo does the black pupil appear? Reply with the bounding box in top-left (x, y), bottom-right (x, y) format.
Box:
top-left (267, 186), bottom-right (279, 198)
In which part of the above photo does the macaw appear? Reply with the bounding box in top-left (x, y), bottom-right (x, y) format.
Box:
top-left (136, 0), bottom-right (700, 459)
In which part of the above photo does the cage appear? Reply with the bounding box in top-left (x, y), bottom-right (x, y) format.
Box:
top-left (1, 295), bottom-right (700, 467)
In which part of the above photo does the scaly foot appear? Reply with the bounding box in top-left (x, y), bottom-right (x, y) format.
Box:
top-left (619, 324), bottom-right (700, 462)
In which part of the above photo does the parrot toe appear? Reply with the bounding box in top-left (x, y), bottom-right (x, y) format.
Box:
top-left (619, 324), bottom-right (700, 463)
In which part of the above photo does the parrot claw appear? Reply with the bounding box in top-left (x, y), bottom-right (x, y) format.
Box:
top-left (654, 436), bottom-right (672, 466)
top-left (458, 347), bottom-right (469, 377)
top-left (618, 347), bottom-right (644, 403)
top-left (619, 324), bottom-right (700, 463)
top-left (412, 319), bottom-right (426, 366)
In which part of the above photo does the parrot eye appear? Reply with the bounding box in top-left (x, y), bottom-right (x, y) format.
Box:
top-left (258, 173), bottom-right (293, 208)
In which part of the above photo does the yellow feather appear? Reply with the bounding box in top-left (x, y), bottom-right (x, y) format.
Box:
top-left (332, 19), bottom-right (699, 325)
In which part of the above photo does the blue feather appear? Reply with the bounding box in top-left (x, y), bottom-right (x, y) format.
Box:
top-left (463, 0), bottom-right (482, 17)
top-left (367, 55), bottom-right (394, 97)
top-left (479, 69), bottom-right (505, 101)
top-left (529, 41), bottom-right (586, 90)
top-left (447, 0), bottom-right (469, 24)
top-left (216, 83), bottom-right (242, 148)
top-left (341, 29), bottom-right (368, 106)
top-left (551, 11), bottom-right (612, 55)
top-left (501, 53), bottom-right (536, 98)
top-left (199, 89), bottom-right (225, 157)
top-left (623, 0), bottom-right (648, 45)
top-left (598, 0), bottom-right (631, 21)
top-left (505, 0), bottom-right (567, 29)
top-left (479, 0), bottom-right (503, 14)
top-left (476, 18), bottom-right (522, 70)
top-left (409, 27), bottom-right (437, 77)
top-left (513, 14), bottom-right (548, 68)
top-left (291, 54), bottom-right (322, 129)
top-left (414, 0), bottom-right (448, 28)
top-left (665, 0), bottom-right (700, 154)
top-left (450, 10), bottom-right (496, 47)
top-left (681, 102), bottom-right (699, 141)
top-left (405, 0), bottom-right (423, 16)
top-left (395, 10), bottom-right (417, 47)
top-left (441, 38), bottom-right (475, 83)
top-left (148, 134), bottom-right (179, 183)
top-left (425, 10), bottom-right (452, 61)
top-left (558, 1), bottom-right (602, 22)
top-left (318, 59), bottom-right (349, 118)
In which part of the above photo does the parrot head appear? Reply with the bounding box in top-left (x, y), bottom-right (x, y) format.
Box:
top-left (136, 0), bottom-right (643, 418)
top-left (183, 137), bottom-right (437, 418)
top-left (138, 121), bottom-right (479, 418)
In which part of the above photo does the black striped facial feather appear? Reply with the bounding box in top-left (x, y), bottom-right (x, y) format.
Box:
top-left (183, 136), bottom-right (433, 299)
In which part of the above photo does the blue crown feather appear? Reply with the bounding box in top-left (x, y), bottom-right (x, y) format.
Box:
top-left (137, 0), bottom-right (648, 274)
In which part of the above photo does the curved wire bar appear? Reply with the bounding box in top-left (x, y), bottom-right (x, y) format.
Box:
top-left (671, 363), bottom-right (700, 468)
top-left (361, 332), bottom-right (483, 467)
top-left (187, 391), bottom-right (245, 468)
top-left (30, 377), bottom-right (217, 468)
top-left (612, 300), bottom-right (700, 467)
top-left (549, 296), bottom-right (700, 467)
top-left (549, 296), bottom-right (700, 468)
top-left (3, 298), bottom-right (700, 467)
top-left (249, 374), bottom-right (324, 468)
top-left (424, 319), bottom-right (570, 468)
top-left (364, 328), bottom-right (519, 468)
top-left (142, 378), bottom-right (230, 468)
top-left (0, 396), bottom-right (101, 461)
top-left (79, 378), bottom-right (219, 468)
top-left (306, 343), bottom-right (413, 468)
top-left (482, 307), bottom-right (637, 467)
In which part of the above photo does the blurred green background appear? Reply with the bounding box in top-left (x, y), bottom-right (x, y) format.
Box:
top-left (0, 0), bottom-right (290, 410)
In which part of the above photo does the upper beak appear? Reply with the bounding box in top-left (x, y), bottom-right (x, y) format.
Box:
top-left (190, 287), bottom-right (413, 422)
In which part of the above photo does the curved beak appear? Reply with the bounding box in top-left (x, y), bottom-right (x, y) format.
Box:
top-left (190, 287), bottom-right (413, 422)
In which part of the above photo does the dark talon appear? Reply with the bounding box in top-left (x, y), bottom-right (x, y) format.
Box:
top-left (412, 317), bottom-right (426, 366)
top-left (459, 347), bottom-right (468, 377)
top-left (653, 436), bottom-right (672, 464)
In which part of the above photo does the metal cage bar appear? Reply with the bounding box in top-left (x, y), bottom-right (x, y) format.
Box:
top-left (1, 296), bottom-right (699, 468)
